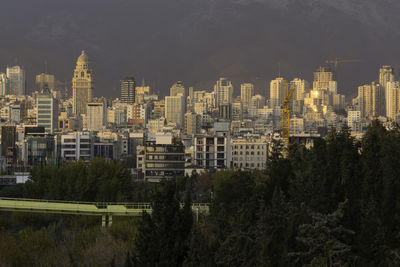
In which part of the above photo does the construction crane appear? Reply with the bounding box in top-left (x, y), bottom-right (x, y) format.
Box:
top-left (325, 59), bottom-right (361, 71)
top-left (281, 82), bottom-right (295, 147)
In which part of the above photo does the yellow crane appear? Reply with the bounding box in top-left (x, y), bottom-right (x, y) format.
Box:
top-left (325, 58), bottom-right (361, 71)
top-left (282, 82), bottom-right (295, 147)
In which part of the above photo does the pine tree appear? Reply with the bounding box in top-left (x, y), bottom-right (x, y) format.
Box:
top-left (134, 180), bottom-right (193, 266)
top-left (184, 226), bottom-right (215, 267)
top-left (290, 200), bottom-right (355, 266)
top-left (256, 188), bottom-right (295, 266)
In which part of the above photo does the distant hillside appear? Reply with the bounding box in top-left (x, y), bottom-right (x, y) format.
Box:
top-left (0, 0), bottom-right (399, 98)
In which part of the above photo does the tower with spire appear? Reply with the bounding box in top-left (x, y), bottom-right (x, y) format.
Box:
top-left (72, 50), bottom-right (94, 115)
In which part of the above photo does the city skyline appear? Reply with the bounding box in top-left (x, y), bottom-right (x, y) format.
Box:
top-left (1, 53), bottom-right (398, 101)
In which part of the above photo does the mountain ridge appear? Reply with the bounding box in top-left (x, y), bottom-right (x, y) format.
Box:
top-left (0, 0), bottom-right (398, 98)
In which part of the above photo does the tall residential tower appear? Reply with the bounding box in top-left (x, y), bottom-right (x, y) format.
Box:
top-left (379, 65), bottom-right (394, 88)
top-left (6, 66), bottom-right (25, 95)
top-left (269, 77), bottom-right (286, 108)
top-left (214, 78), bottom-right (233, 106)
top-left (36, 73), bottom-right (55, 92)
top-left (240, 83), bottom-right (254, 109)
top-left (120, 77), bottom-right (136, 104)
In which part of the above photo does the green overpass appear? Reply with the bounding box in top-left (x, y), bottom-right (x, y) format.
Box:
top-left (0, 197), bottom-right (210, 227)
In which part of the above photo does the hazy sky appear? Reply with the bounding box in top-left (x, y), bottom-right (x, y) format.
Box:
top-left (1, 0), bottom-right (400, 98)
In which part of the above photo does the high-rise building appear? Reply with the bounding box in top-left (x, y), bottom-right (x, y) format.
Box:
top-left (170, 81), bottom-right (185, 97)
top-left (135, 86), bottom-right (150, 104)
top-left (313, 66), bottom-right (337, 93)
top-left (291, 78), bottom-right (309, 101)
top-left (0, 73), bottom-right (8, 96)
top-left (386, 81), bottom-right (400, 120)
top-left (232, 98), bottom-right (243, 121)
top-left (218, 103), bottom-right (232, 120)
top-left (36, 86), bottom-right (58, 133)
top-left (372, 82), bottom-right (386, 117)
top-left (379, 65), bottom-right (394, 88)
top-left (269, 77), bottom-right (286, 108)
top-left (251, 94), bottom-right (265, 109)
top-left (153, 100), bottom-right (165, 119)
top-left (170, 81), bottom-right (186, 112)
top-left (120, 77), bottom-right (136, 104)
top-left (87, 101), bottom-right (107, 131)
top-left (240, 83), bottom-right (254, 109)
top-left (188, 86), bottom-right (194, 99)
top-left (36, 73), bottom-right (55, 92)
top-left (214, 78), bottom-right (233, 106)
top-left (1, 125), bottom-right (18, 167)
top-left (6, 66), bottom-right (25, 95)
top-left (184, 112), bottom-right (201, 135)
top-left (304, 66), bottom-right (345, 112)
top-left (165, 95), bottom-right (185, 127)
top-left (127, 104), bottom-right (147, 126)
top-left (357, 82), bottom-right (385, 118)
top-left (187, 86), bottom-right (194, 112)
top-left (72, 50), bottom-right (94, 115)
top-left (357, 84), bottom-right (373, 118)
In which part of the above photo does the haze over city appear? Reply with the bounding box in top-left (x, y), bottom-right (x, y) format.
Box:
top-left (1, 0), bottom-right (400, 97)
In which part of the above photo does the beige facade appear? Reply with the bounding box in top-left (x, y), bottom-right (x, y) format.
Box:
top-left (379, 65), bottom-right (394, 88)
top-left (72, 50), bottom-right (94, 115)
top-left (269, 77), bottom-right (286, 108)
top-left (291, 78), bottom-right (309, 101)
top-left (357, 82), bottom-right (385, 118)
top-left (165, 95), bottom-right (185, 127)
top-left (240, 83), bottom-right (254, 109)
top-left (87, 101), bottom-right (106, 131)
top-left (135, 86), bottom-right (150, 104)
top-left (386, 81), bottom-right (400, 120)
top-left (36, 73), bottom-right (55, 92)
top-left (184, 112), bottom-right (201, 135)
top-left (214, 78), bottom-right (233, 106)
top-left (231, 138), bottom-right (268, 170)
top-left (170, 81), bottom-right (185, 97)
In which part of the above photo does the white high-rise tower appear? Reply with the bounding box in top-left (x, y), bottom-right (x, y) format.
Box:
top-left (6, 66), bottom-right (25, 95)
top-left (269, 77), bottom-right (286, 108)
top-left (240, 83), bottom-right (254, 109)
top-left (214, 78), bottom-right (233, 106)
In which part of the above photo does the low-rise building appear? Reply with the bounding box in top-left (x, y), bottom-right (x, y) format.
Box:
top-left (60, 132), bottom-right (93, 162)
top-left (231, 137), bottom-right (268, 170)
top-left (137, 134), bottom-right (185, 182)
top-left (193, 134), bottom-right (231, 169)
top-left (21, 127), bottom-right (56, 166)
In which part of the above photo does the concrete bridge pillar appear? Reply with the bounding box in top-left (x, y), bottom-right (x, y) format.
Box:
top-left (101, 215), bottom-right (113, 227)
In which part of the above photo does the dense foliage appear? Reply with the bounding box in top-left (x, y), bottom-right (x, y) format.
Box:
top-left (0, 121), bottom-right (400, 266)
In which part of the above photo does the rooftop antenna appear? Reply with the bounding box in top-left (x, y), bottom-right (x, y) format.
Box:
top-left (44, 60), bottom-right (48, 74)
top-left (64, 80), bottom-right (68, 99)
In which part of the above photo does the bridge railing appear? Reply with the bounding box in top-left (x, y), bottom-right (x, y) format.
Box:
top-left (0, 197), bottom-right (209, 212)
top-left (0, 197), bottom-right (150, 207)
